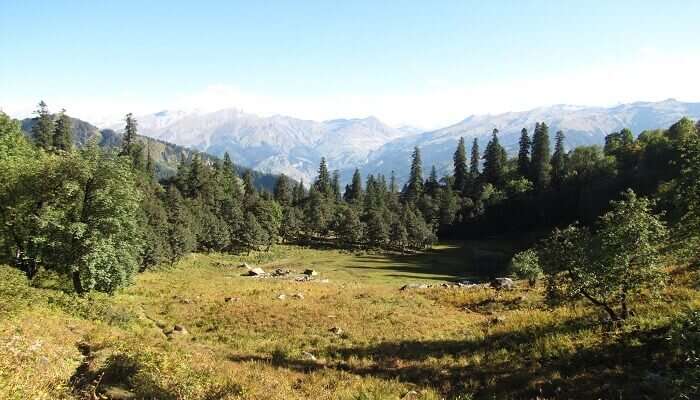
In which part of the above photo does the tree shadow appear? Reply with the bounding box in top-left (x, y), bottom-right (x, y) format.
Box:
top-left (344, 240), bottom-right (518, 281)
top-left (227, 316), bottom-right (679, 399)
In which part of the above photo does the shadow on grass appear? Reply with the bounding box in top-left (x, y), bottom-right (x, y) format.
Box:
top-left (228, 316), bottom-right (679, 399)
top-left (344, 240), bottom-right (518, 281)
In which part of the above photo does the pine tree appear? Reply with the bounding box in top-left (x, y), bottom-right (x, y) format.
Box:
top-left (517, 128), bottom-right (531, 178)
top-left (551, 130), bottom-right (567, 188)
top-left (389, 170), bottom-right (398, 193)
top-left (293, 179), bottom-right (306, 205)
top-left (273, 174), bottom-right (292, 206)
top-left (425, 165), bottom-right (440, 197)
top-left (530, 122), bottom-right (552, 190)
top-left (469, 138), bottom-right (480, 178)
top-left (403, 146), bottom-right (423, 203)
top-left (331, 170), bottom-right (341, 202)
top-left (453, 137), bottom-right (468, 192)
top-left (32, 101), bottom-right (54, 150)
top-left (439, 184), bottom-right (458, 229)
top-left (165, 185), bottom-right (196, 265)
top-left (52, 109), bottom-right (73, 151)
top-left (482, 129), bottom-right (506, 185)
top-left (243, 170), bottom-right (257, 197)
top-left (346, 168), bottom-right (363, 203)
top-left (120, 113), bottom-right (144, 169)
top-left (314, 157), bottom-right (332, 196)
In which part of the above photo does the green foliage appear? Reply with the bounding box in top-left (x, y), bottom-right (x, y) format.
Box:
top-left (530, 122), bottom-right (551, 190)
top-left (453, 137), bottom-right (468, 192)
top-left (482, 129), bottom-right (507, 185)
top-left (510, 249), bottom-right (542, 286)
top-left (540, 190), bottom-right (667, 320)
top-left (31, 101), bottom-right (54, 150)
top-left (52, 109), bottom-right (73, 151)
top-left (517, 128), bottom-right (531, 178)
top-left (550, 130), bottom-right (567, 188)
top-left (403, 146), bottom-right (424, 203)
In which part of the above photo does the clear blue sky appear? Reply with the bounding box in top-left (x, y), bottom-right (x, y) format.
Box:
top-left (2, 0), bottom-right (700, 127)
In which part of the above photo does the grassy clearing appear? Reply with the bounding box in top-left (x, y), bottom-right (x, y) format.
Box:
top-left (1, 242), bottom-right (698, 399)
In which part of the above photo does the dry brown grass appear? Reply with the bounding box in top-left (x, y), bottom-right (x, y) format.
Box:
top-left (1, 243), bottom-right (698, 399)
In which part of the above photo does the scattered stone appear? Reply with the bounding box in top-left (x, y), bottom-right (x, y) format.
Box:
top-left (271, 268), bottom-right (292, 277)
top-left (173, 324), bottom-right (186, 332)
top-left (491, 277), bottom-right (515, 290)
top-left (303, 269), bottom-right (318, 276)
top-left (295, 275), bottom-right (313, 282)
top-left (301, 351), bottom-right (317, 361)
top-left (400, 283), bottom-right (431, 291)
top-left (329, 326), bottom-right (343, 335)
top-left (401, 390), bottom-right (421, 400)
top-left (224, 296), bottom-right (240, 302)
top-left (180, 298), bottom-right (192, 304)
top-left (167, 324), bottom-right (188, 338)
top-left (239, 263), bottom-right (250, 269)
top-left (247, 267), bottom-right (266, 276)
top-left (276, 294), bottom-right (287, 300)
top-left (490, 316), bottom-right (506, 325)
top-left (100, 385), bottom-right (136, 400)
top-left (292, 293), bottom-right (304, 299)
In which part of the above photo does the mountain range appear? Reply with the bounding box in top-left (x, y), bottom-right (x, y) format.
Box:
top-left (111, 99), bottom-right (700, 185)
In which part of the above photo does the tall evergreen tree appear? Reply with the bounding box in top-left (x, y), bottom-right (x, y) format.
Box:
top-left (273, 174), bottom-right (292, 206)
top-left (517, 128), bottom-right (531, 178)
top-left (403, 146), bottom-right (424, 203)
top-left (292, 179), bottom-right (306, 205)
top-left (482, 129), bottom-right (506, 185)
top-left (530, 122), bottom-right (552, 189)
top-left (331, 170), bottom-right (341, 202)
top-left (389, 170), bottom-right (398, 194)
top-left (453, 137), bottom-right (468, 192)
top-left (52, 109), bottom-right (73, 151)
top-left (425, 165), bottom-right (440, 197)
top-left (551, 130), bottom-right (567, 188)
top-left (32, 101), bottom-right (54, 150)
top-left (346, 168), bottom-right (363, 203)
top-left (469, 138), bottom-right (480, 178)
top-left (314, 157), bottom-right (332, 196)
top-left (120, 113), bottom-right (144, 169)
top-left (243, 170), bottom-right (257, 197)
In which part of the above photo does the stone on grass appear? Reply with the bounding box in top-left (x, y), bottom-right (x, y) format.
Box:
top-left (400, 283), bottom-right (431, 291)
top-left (239, 263), bottom-right (250, 269)
top-left (491, 277), bottom-right (514, 290)
top-left (292, 293), bottom-right (304, 299)
top-left (329, 326), bottom-right (343, 335)
top-left (100, 385), bottom-right (136, 400)
top-left (401, 390), bottom-right (421, 400)
top-left (276, 294), bottom-right (287, 300)
top-left (301, 351), bottom-right (317, 361)
top-left (303, 269), bottom-right (318, 276)
top-left (247, 267), bottom-right (266, 276)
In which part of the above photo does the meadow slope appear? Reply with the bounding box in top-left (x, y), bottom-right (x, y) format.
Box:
top-left (1, 242), bottom-right (698, 400)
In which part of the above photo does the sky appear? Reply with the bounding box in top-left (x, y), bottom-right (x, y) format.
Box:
top-left (2, 0), bottom-right (700, 128)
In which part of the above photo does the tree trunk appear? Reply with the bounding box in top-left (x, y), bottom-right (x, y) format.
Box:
top-left (72, 271), bottom-right (84, 294)
top-left (580, 289), bottom-right (620, 322)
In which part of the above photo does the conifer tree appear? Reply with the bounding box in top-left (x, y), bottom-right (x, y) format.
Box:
top-left (274, 174), bottom-right (292, 206)
top-left (482, 129), bottom-right (506, 185)
top-left (469, 138), bottom-right (480, 178)
top-left (551, 130), bottom-right (567, 188)
top-left (346, 168), bottom-right (363, 203)
top-left (530, 122), bottom-right (552, 190)
top-left (403, 146), bottom-right (424, 203)
top-left (425, 165), bottom-right (440, 198)
top-left (32, 101), bottom-right (54, 150)
top-left (453, 137), bottom-right (468, 192)
top-left (52, 109), bottom-right (73, 151)
top-left (314, 157), bottom-right (332, 197)
top-left (389, 170), bottom-right (398, 193)
top-left (243, 170), bottom-right (257, 197)
top-left (331, 170), bottom-right (341, 202)
top-left (292, 179), bottom-right (306, 205)
top-left (120, 113), bottom-right (144, 169)
top-left (517, 128), bottom-right (531, 178)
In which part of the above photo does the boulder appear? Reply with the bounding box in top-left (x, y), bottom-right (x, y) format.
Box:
top-left (276, 294), bottom-right (287, 300)
top-left (301, 351), bottom-right (317, 361)
top-left (292, 293), bottom-right (305, 300)
top-left (247, 267), bottom-right (266, 276)
top-left (491, 277), bottom-right (514, 290)
top-left (271, 268), bottom-right (292, 277)
top-left (303, 269), bottom-right (318, 276)
top-left (400, 283), bottom-right (431, 291)
top-left (329, 326), bottom-right (343, 335)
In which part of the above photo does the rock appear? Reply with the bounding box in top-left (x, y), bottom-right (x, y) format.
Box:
top-left (491, 277), bottom-right (514, 290)
top-left (224, 296), bottom-right (240, 302)
top-left (247, 267), bottom-right (266, 276)
top-left (180, 298), bottom-right (192, 304)
top-left (271, 268), bottom-right (291, 277)
top-left (490, 316), bottom-right (506, 325)
top-left (400, 283), bottom-right (431, 291)
top-left (292, 293), bottom-right (304, 299)
top-left (301, 351), bottom-right (317, 361)
top-left (303, 269), bottom-right (318, 276)
top-left (329, 326), bottom-right (343, 335)
top-left (276, 294), bottom-right (287, 300)
top-left (295, 275), bottom-right (312, 282)
top-left (401, 390), bottom-right (421, 400)
top-left (173, 324), bottom-right (186, 332)
top-left (100, 385), bottom-right (136, 400)
top-left (239, 263), bottom-right (250, 269)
